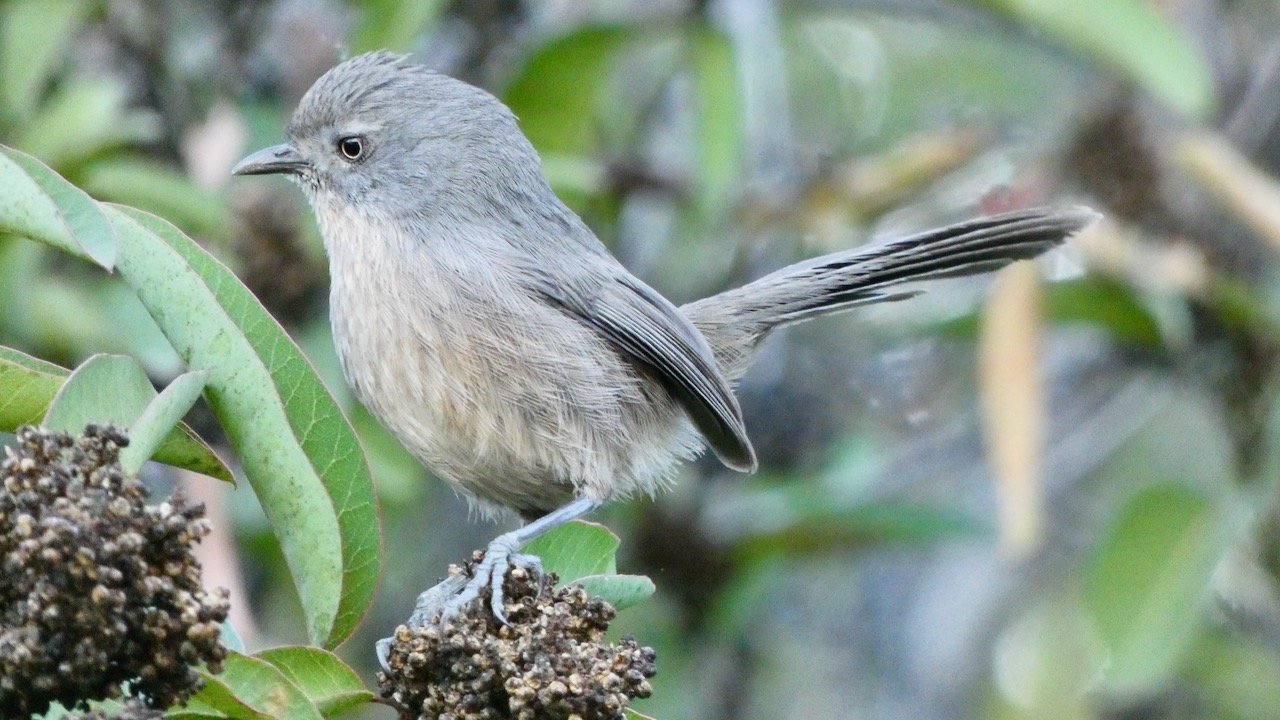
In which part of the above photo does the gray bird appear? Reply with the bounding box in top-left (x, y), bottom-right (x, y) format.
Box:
top-left (233, 51), bottom-right (1097, 625)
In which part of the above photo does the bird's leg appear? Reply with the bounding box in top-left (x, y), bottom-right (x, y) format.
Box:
top-left (387, 496), bottom-right (595, 625)
top-left (378, 497), bottom-right (598, 669)
top-left (441, 496), bottom-right (597, 623)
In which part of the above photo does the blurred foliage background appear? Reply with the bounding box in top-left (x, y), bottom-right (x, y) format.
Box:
top-left (6, 0), bottom-right (1280, 718)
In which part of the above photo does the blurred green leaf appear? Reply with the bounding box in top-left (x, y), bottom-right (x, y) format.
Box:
top-left (1190, 632), bottom-right (1280, 720)
top-left (175, 651), bottom-right (323, 720)
top-left (117, 368), bottom-right (210, 476)
top-left (523, 520), bottom-right (619, 580)
top-left (733, 500), bottom-right (985, 562)
top-left (973, 0), bottom-right (1213, 118)
top-left (576, 574), bottom-right (656, 611)
top-left (990, 597), bottom-right (1104, 715)
top-left (0, 149), bottom-right (116, 269)
top-left (0, 0), bottom-right (87, 123)
top-left (254, 647), bottom-right (374, 716)
top-left (349, 0), bottom-right (445, 54)
top-left (0, 345), bottom-right (67, 428)
top-left (1086, 484), bottom-right (1226, 694)
top-left (692, 27), bottom-right (743, 215)
top-left (935, 278), bottom-right (1165, 348)
top-left (1040, 279), bottom-right (1165, 348)
top-left (39, 353), bottom-right (231, 482)
top-left (80, 158), bottom-right (229, 238)
top-left (503, 26), bottom-right (631, 157)
top-left (14, 78), bottom-right (160, 169)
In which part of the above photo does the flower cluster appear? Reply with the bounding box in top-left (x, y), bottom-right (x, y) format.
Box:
top-left (0, 424), bottom-right (229, 718)
top-left (380, 554), bottom-right (656, 720)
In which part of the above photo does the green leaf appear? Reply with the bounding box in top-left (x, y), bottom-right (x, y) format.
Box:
top-left (933, 278), bottom-right (1165, 348)
top-left (349, 0), bottom-right (446, 53)
top-left (1041, 279), bottom-right (1165, 348)
top-left (0, 148), bottom-right (116, 269)
top-left (118, 369), bottom-right (210, 476)
top-left (13, 77), bottom-right (160, 169)
top-left (624, 709), bottom-right (659, 720)
top-left (173, 651), bottom-right (323, 720)
top-left (0, 0), bottom-right (87, 122)
top-left (80, 158), bottom-right (229, 238)
top-left (974, 0), bottom-right (1213, 118)
top-left (106, 205), bottom-right (380, 648)
top-left (692, 27), bottom-right (743, 215)
top-left (36, 353), bottom-right (231, 482)
top-left (575, 574), bottom-right (656, 611)
top-left (503, 26), bottom-right (631, 156)
top-left (43, 353), bottom-right (158, 432)
top-left (522, 521), bottom-right (656, 610)
top-left (221, 621), bottom-right (246, 655)
top-left (1086, 484), bottom-right (1228, 693)
top-left (0, 145), bottom-right (380, 646)
top-left (255, 647), bottom-right (374, 716)
top-left (0, 345), bottom-right (67, 428)
top-left (522, 520), bottom-right (619, 581)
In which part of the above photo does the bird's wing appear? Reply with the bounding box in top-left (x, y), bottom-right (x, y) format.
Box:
top-left (536, 270), bottom-right (757, 473)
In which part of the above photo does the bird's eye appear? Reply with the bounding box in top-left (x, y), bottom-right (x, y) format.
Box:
top-left (338, 136), bottom-right (364, 160)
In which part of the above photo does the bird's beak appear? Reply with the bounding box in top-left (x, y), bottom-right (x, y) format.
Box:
top-left (232, 143), bottom-right (308, 176)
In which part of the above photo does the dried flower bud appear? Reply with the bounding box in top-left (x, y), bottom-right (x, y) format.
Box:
top-left (0, 425), bottom-right (230, 718)
top-left (380, 553), bottom-right (656, 720)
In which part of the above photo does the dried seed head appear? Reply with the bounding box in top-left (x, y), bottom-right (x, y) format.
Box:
top-left (379, 554), bottom-right (656, 720)
top-left (0, 425), bottom-right (230, 718)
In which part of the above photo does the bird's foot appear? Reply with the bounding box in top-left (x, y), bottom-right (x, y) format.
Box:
top-left (377, 532), bottom-right (547, 671)
top-left (414, 540), bottom-right (547, 627)
top-left (440, 538), bottom-right (545, 626)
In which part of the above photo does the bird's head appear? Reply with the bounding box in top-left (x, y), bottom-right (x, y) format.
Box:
top-left (233, 51), bottom-right (545, 218)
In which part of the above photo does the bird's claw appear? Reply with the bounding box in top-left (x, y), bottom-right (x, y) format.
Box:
top-left (441, 546), bottom-right (544, 625)
top-left (377, 539), bottom-right (547, 672)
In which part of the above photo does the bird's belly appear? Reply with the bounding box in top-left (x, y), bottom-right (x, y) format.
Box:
top-left (329, 280), bottom-right (697, 518)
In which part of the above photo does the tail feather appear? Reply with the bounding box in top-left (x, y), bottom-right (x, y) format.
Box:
top-left (682, 206), bottom-right (1098, 380)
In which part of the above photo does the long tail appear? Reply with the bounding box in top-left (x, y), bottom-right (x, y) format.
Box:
top-left (682, 206), bottom-right (1099, 380)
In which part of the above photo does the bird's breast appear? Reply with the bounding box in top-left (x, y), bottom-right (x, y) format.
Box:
top-left (315, 205), bottom-right (694, 515)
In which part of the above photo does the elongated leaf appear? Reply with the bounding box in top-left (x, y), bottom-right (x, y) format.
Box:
top-left (174, 652), bottom-right (323, 720)
top-left (693, 27), bottom-right (743, 215)
top-left (14, 77), bottom-right (159, 169)
top-left (79, 157), bottom-right (229, 238)
top-left (0, 346), bottom-right (231, 481)
top-left (108, 205), bottom-right (380, 648)
top-left (0, 149), bottom-right (115, 268)
top-left (522, 520), bottom-right (619, 581)
top-left (118, 368), bottom-right (209, 475)
top-left (1087, 484), bottom-right (1228, 693)
top-left (0, 0), bottom-right (87, 122)
top-left (975, 0), bottom-right (1212, 117)
top-left (503, 27), bottom-right (631, 156)
top-left (349, 0), bottom-right (445, 53)
top-left (0, 145), bottom-right (379, 646)
top-left (255, 647), bottom-right (374, 716)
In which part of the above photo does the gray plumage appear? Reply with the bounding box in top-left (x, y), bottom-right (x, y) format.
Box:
top-left (234, 51), bottom-right (1097, 523)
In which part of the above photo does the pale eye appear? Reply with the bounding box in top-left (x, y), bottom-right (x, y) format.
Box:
top-left (338, 136), bottom-right (364, 160)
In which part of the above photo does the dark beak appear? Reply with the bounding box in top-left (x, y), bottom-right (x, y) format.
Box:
top-left (232, 143), bottom-right (308, 176)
